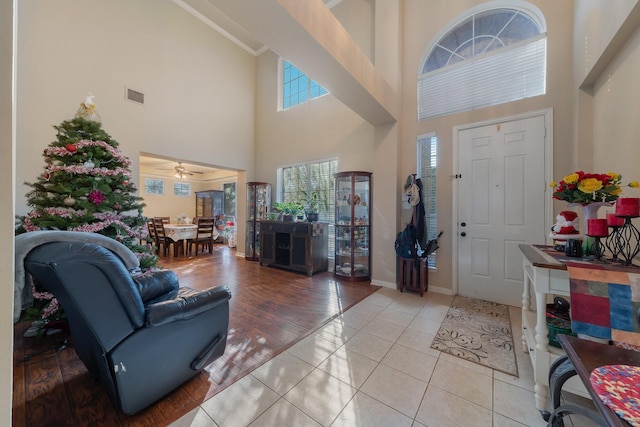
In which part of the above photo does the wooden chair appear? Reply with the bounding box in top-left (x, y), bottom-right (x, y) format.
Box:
top-left (152, 217), bottom-right (183, 257)
top-left (146, 220), bottom-right (157, 248)
top-left (188, 217), bottom-right (215, 256)
top-left (157, 216), bottom-right (170, 224)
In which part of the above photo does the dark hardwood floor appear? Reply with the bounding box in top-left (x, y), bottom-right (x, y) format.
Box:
top-left (13, 244), bottom-right (381, 427)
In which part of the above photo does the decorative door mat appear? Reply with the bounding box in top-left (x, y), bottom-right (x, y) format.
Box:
top-left (431, 296), bottom-right (518, 377)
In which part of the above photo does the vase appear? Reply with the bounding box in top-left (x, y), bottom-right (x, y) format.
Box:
top-left (568, 202), bottom-right (612, 255)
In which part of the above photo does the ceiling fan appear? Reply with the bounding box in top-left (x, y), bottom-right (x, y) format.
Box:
top-left (154, 162), bottom-right (204, 179)
top-left (173, 162), bottom-right (204, 179)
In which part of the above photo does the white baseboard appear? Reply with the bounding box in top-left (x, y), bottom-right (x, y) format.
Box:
top-left (371, 280), bottom-right (454, 297)
top-left (371, 279), bottom-right (396, 288)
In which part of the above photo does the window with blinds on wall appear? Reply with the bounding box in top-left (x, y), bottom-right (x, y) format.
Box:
top-left (278, 158), bottom-right (337, 262)
top-left (280, 60), bottom-right (328, 110)
top-left (418, 8), bottom-right (546, 120)
top-left (418, 134), bottom-right (437, 268)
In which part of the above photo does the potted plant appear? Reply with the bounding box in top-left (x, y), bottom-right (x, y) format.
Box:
top-left (270, 202), bottom-right (283, 220)
top-left (301, 191), bottom-right (327, 222)
top-left (273, 202), bottom-right (304, 221)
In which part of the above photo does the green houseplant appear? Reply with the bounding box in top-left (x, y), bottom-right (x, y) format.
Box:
top-left (272, 202), bottom-right (304, 221)
top-left (301, 191), bottom-right (328, 222)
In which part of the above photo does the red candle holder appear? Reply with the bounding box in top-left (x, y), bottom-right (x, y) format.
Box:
top-left (586, 218), bottom-right (608, 237)
top-left (615, 198), bottom-right (640, 217)
top-left (607, 212), bottom-right (625, 227)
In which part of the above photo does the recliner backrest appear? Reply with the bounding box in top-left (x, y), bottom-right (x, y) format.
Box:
top-left (24, 242), bottom-right (147, 351)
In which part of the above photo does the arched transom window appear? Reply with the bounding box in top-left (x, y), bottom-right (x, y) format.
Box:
top-left (418, 6), bottom-right (546, 120)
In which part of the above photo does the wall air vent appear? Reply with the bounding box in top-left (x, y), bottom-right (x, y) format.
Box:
top-left (125, 87), bottom-right (145, 105)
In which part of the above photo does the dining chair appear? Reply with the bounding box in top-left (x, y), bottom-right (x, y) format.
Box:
top-left (152, 217), bottom-right (183, 257)
top-left (146, 220), bottom-right (157, 248)
top-left (189, 217), bottom-right (215, 256)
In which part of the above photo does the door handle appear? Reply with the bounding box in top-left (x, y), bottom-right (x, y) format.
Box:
top-left (460, 232), bottom-right (466, 237)
top-left (461, 222), bottom-right (466, 227)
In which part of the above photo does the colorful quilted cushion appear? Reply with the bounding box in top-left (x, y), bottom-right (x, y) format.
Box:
top-left (590, 365), bottom-right (640, 426)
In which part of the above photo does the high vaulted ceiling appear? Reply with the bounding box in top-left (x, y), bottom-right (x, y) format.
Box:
top-left (173, 0), bottom-right (398, 126)
top-left (148, 0), bottom-right (398, 180)
top-left (173, 0), bottom-right (345, 56)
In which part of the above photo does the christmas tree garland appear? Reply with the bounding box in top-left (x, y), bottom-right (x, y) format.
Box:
top-left (17, 96), bottom-right (159, 325)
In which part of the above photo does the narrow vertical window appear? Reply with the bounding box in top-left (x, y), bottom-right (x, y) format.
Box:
top-left (223, 182), bottom-right (237, 218)
top-left (418, 134), bottom-right (437, 267)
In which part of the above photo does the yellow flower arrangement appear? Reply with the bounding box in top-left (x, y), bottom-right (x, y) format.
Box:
top-left (550, 171), bottom-right (638, 204)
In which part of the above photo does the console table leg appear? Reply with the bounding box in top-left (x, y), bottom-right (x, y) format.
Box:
top-left (534, 383), bottom-right (549, 415)
top-left (533, 290), bottom-right (551, 412)
top-left (521, 264), bottom-right (532, 353)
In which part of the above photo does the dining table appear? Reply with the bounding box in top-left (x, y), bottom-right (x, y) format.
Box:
top-left (163, 224), bottom-right (198, 241)
top-left (163, 223), bottom-right (220, 253)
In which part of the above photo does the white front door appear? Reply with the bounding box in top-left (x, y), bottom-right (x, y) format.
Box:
top-left (456, 112), bottom-right (549, 306)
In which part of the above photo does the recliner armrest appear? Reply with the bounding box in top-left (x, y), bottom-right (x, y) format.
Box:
top-left (133, 270), bottom-right (179, 304)
top-left (145, 286), bottom-right (231, 327)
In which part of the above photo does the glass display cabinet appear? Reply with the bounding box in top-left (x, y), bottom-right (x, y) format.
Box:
top-left (334, 171), bottom-right (371, 281)
top-left (195, 190), bottom-right (223, 218)
top-left (245, 182), bottom-right (271, 260)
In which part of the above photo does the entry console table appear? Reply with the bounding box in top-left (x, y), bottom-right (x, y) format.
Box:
top-left (547, 334), bottom-right (637, 426)
top-left (260, 221), bottom-right (328, 276)
top-left (519, 244), bottom-right (589, 413)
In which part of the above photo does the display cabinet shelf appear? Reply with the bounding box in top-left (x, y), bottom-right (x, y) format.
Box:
top-left (334, 171), bottom-right (372, 281)
top-left (245, 182), bottom-right (271, 261)
top-left (195, 190), bottom-right (223, 219)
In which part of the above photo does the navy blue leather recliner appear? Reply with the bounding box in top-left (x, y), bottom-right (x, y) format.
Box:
top-left (22, 240), bottom-right (231, 415)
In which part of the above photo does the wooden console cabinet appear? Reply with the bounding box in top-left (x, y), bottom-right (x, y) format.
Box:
top-left (259, 220), bottom-right (328, 276)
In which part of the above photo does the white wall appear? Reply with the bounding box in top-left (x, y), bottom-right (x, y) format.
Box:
top-left (15, 0), bottom-right (256, 218)
top-left (1, 0), bottom-right (15, 423)
top-left (592, 17), bottom-right (640, 191)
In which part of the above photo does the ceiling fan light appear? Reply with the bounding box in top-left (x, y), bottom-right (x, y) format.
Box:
top-left (175, 172), bottom-right (183, 179)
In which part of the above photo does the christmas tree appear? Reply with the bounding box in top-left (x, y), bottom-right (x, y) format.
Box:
top-left (17, 96), bottom-right (158, 322)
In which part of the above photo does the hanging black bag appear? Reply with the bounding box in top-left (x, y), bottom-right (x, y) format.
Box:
top-left (394, 223), bottom-right (417, 258)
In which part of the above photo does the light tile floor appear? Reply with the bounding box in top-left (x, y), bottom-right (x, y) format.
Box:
top-left (170, 288), bottom-right (600, 427)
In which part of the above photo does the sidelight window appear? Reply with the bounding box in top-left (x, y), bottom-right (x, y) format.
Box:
top-left (418, 134), bottom-right (438, 268)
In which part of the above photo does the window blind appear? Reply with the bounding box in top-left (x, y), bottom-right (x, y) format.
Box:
top-left (279, 159), bottom-right (338, 262)
top-left (418, 134), bottom-right (437, 268)
top-left (281, 60), bottom-right (328, 110)
top-left (418, 35), bottom-right (546, 120)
